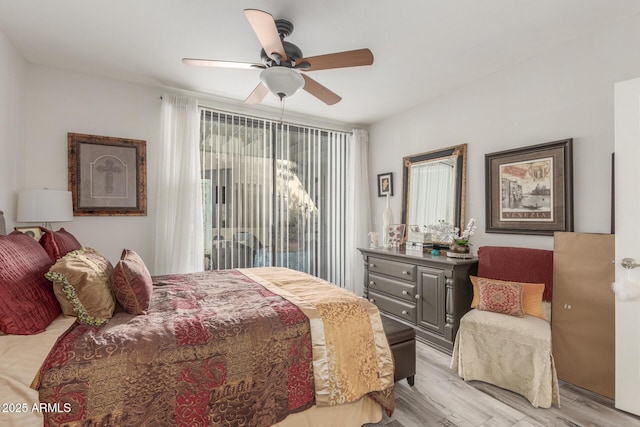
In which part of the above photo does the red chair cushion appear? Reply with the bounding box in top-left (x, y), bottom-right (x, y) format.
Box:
top-left (477, 246), bottom-right (554, 302)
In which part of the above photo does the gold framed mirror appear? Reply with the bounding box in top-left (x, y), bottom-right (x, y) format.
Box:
top-left (401, 144), bottom-right (467, 244)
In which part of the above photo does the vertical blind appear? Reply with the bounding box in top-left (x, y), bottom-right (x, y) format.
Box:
top-left (200, 108), bottom-right (350, 287)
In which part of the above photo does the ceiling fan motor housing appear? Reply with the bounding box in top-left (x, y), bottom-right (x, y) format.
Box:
top-left (260, 19), bottom-right (302, 67)
top-left (260, 41), bottom-right (303, 67)
top-left (275, 19), bottom-right (293, 39)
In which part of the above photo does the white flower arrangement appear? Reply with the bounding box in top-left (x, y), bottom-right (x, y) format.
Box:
top-left (450, 218), bottom-right (477, 246)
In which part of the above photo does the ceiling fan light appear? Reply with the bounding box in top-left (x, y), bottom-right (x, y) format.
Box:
top-left (260, 67), bottom-right (304, 100)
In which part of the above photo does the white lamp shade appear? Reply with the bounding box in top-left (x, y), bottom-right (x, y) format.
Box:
top-left (260, 67), bottom-right (304, 99)
top-left (17, 189), bottom-right (74, 223)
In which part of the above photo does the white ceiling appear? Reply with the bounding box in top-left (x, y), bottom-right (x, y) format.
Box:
top-left (1, 0), bottom-right (639, 126)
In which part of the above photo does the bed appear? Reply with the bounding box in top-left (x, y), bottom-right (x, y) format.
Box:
top-left (0, 213), bottom-right (394, 426)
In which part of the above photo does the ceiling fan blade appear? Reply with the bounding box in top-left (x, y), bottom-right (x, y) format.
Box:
top-left (302, 75), bottom-right (341, 105)
top-left (244, 83), bottom-right (269, 104)
top-left (244, 9), bottom-right (287, 62)
top-left (295, 48), bottom-right (373, 72)
top-left (182, 58), bottom-right (264, 70)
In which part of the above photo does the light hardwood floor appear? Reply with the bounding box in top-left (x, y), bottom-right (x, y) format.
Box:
top-left (366, 341), bottom-right (640, 427)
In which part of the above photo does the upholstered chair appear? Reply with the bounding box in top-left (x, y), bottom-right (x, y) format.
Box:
top-left (450, 246), bottom-right (559, 408)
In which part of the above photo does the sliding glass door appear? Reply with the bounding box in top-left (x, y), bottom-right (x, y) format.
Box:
top-left (200, 109), bottom-right (349, 285)
top-left (200, 111), bottom-right (271, 271)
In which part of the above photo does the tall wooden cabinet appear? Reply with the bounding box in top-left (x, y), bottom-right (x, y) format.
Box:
top-left (359, 248), bottom-right (477, 354)
top-left (552, 232), bottom-right (615, 399)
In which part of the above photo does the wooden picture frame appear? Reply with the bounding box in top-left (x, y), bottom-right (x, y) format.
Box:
top-left (68, 133), bottom-right (147, 216)
top-left (14, 226), bottom-right (43, 241)
top-left (378, 172), bottom-right (393, 197)
top-left (485, 138), bottom-right (573, 235)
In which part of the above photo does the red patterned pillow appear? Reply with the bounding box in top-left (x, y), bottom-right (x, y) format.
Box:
top-left (39, 227), bottom-right (82, 263)
top-left (0, 232), bottom-right (61, 334)
top-left (477, 279), bottom-right (525, 317)
top-left (470, 276), bottom-right (546, 319)
top-left (111, 249), bottom-right (153, 315)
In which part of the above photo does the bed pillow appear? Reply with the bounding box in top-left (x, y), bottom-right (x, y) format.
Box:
top-left (45, 247), bottom-right (115, 325)
top-left (40, 227), bottom-right (82, 263)
top-left (111, 249), bottom-right (153, 315)
top-left (470, 276), bottom-right (546, 319)
top-left (477, 280), bottom-right (525, 317)
top-left (0, 232), bottom-right (61, 334)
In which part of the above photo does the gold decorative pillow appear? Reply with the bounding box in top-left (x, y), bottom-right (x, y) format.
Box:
top-left (477, 280), bottom-right (525, 317)
top-left (45, 248), bottom-right (115, 325)
top-left (470, 276), bottom-right (546, 319)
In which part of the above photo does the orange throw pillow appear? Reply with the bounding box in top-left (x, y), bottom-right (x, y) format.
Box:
top-left (470, 276), bottom-right (546, 319)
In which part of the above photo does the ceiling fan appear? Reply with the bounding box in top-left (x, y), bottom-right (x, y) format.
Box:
top-left (182, 9), bottom-right (374, 105)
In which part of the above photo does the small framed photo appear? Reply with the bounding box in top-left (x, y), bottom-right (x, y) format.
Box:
top-left (485, 138), bottom-right (573, 235)
top-left (408, 224), bottom-right (421, 233)
top-left (407, 224), bottom-right (421, 241)
top-left (387, 224), bottom-right (406, 247)
top-left (14, 226), bottom-right (43, 241)
top-left (378, 172), bottom-right (393, 197)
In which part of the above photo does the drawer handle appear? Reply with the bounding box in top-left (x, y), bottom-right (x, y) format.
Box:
top-left (402, 270), bottom-right (409, 275)
top-left (402, 290), bottom-right (408, 295)
top-left (369, 263), bottom-right (376, 268)
top-left (401, 310), bottom-right (408, 315)
top-left (369, 298), bottom-right (375, 303)
top-left (369, 281), bottom-right (375, 286)
top-left (415, 294), bottom-right (420, 300)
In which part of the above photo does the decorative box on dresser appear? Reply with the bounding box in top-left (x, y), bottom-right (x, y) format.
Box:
top-left (359, 248), bottom-right (478, 354)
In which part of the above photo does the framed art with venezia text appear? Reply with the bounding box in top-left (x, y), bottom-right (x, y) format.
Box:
top-left (485, 138), bottom-right (573, 235)
top-left (68, 133), bottom-right (147, 216)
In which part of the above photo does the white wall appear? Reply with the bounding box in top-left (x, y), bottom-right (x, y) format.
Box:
top-left (369, 13), bottom-right (640, 251)
top-left (21, 65), bottom-right (161, 271)
top-left (0, 28), bottom-right (25, 231)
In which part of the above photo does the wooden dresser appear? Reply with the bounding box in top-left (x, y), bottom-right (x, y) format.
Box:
top-left (359, 248), bottom-right (477, 354)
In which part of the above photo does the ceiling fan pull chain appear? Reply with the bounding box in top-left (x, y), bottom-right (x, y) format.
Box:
top-left (279, 98), bottom-right (286, 124)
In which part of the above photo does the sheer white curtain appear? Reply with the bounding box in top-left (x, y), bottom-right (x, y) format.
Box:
top-left (345, 129), bottom-right (371, 296)
top-left (154, 93), bottom-right (204, 274)
top-left (409, 161), bottom-right (454, 227)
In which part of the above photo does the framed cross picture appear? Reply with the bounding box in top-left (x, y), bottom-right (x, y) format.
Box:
top-left (68, 133), bottom-right (147, 216)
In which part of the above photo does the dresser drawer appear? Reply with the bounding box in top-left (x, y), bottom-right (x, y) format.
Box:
top-left (368, 257), bottom-right (416, 281)
top-left (368, 273), bottom-right (416, 303)
top-left (368, 291), bottom-right (416, 324)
